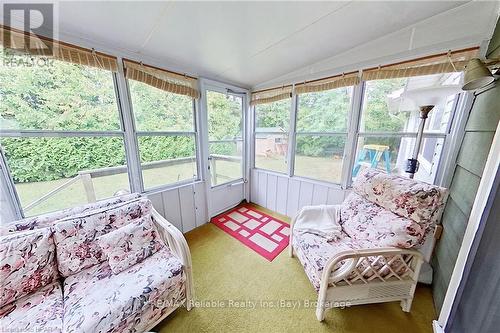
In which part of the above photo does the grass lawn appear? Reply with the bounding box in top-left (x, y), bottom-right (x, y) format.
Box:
top-left (15, 159), bottom-right (242, 217)
top-left (15, 155), bottom-right (377, 217)
top-left (256, 155), bottom-right (344, 184)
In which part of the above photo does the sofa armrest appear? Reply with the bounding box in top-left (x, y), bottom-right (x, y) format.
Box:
top-left (151, 208), bottom-right (194, 310)
top-left (320, 247), bottom-right (424, 288)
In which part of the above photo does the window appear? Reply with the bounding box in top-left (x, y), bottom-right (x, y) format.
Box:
top-left (294, 87), bottom-right (352, 183)
top-left (206, 90), bottom-right (243, 186)
top-left (128, 80), bottom-right (198, 190)
top-left (355, 73), bottom-right (461, 182)
top-left (0, 49), bottom-right (129, 216)
top-left (254, 99), bottom-right (291, 173)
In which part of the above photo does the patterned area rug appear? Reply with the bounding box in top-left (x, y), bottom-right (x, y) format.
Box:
top-left (211, 204), bottom-right (290, 261)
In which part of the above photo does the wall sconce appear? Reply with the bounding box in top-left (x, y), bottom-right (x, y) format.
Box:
top-left (462, 58), bottom-right (495, 91)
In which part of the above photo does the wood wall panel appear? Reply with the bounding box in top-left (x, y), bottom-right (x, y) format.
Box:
top-left (312, 184), bottom-right (329, 205)
top-left (266, 174), bottom-right (278, 211)
top-left (276, 176), bottom-right (289, 215)
top-left (251, 169), bottom-right (347, 218)
top-left (433, 81), bottom-right (500, 313)
top-left (179, 185), bottom-right (196, 232)
top-left (160, 189), bottom-right (183, 232)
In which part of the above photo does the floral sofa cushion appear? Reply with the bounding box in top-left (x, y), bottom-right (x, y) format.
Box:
top-left (1, 193), bottom-right (143, 235)
top-left (97, 215), bottom-right (164, 274)
top-left (352, 169), bottom-right (448, 226)
top-left (53, 198), bottom-right (152, 277)
top-left (63, 248), bottom-right (185, 333)
top-left (341, 192), bottom-right (425, 248)
top-left (0, 281), bottom-right (64, 333)
top-left (0, 227), bottom-right (58, 307)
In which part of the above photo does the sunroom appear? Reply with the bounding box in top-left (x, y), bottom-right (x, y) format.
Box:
top-left (1, 1), bottom-right (499, 333)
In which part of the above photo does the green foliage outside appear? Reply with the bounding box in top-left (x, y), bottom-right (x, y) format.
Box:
top-left (0, 49), bottom-right (202, 183)
top-left (207, 91), bottom-right (242, 155)
top-left (0, 46), bottom-right (409, 183)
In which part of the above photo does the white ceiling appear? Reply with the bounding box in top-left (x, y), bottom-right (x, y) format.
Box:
top-left (2, 1), bottom-right (499, 89)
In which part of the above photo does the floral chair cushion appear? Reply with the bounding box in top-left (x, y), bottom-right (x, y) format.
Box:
top-left (97, 215), bottom-right (164, 274)
top-left (352, 169), bottom-right (448, 226)
top-left (0, 281), bottom-right (63, 333)
top-left (63, 248), bottom-right (185, 333)
top-left (53, 198), bottom-right (152, 277)
top-left (341, 192), bottom-right (425, 248)
top-left (1, 193), bottom-right (143, 235)
top-left (293, 231), bottom-right (409, 291)
top-left (0, 228), bottom-right (58, 307)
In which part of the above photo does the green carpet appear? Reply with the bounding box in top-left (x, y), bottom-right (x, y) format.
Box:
top-left (156, 204), bottom-right (436, 333)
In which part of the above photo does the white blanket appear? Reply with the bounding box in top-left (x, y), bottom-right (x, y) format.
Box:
top-left (293, 205), bottom-right (342, 241)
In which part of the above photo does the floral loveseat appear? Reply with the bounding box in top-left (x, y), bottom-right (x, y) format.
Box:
top-left (289, 169), bottom-right (448, 321)
top-left (0, 193), bottom-right (193, 332)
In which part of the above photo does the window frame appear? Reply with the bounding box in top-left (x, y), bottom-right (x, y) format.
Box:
top-left (352, 77), bottom-right (461, 186)
top-left (205, 86), bottom-right (246, 188)
top-left (0, 71), bottom-right (133, 218)
top-left (252, 97), bottom-right (293, 175)
top-left (126, 79), bottom-right (202, 192)
top-left (292, 87), bottom-right (354, 185)
top-left (251, 74), bottom-right (464, 190)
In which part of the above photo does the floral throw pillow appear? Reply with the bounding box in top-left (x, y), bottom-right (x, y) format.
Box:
top-left (97, 215), bottom-right (164, 274)
top-left (0, 228), bottom-right (58, 307)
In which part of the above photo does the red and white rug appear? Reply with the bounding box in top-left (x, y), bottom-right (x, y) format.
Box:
top-left (211, 204), bottom-right (290, 261)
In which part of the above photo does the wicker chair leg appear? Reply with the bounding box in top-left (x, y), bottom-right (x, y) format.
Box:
top-left (316, 285), bottom-right (327, 321)
top-left (316, 304), bottom-right (325, 321)
top-left (400, 298), bottom-right (413, 312)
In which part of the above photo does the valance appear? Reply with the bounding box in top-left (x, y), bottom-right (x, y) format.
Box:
top-left (250, 85), bottom-right (292, 106)
top-left (295, 72), bottom-right (360, 94)
top-left (1, 25), bottom-right (118, 72)
top-left (362, 48), bottom-right (479, 81)
top-left (123, 59), bottom-right (199, 99)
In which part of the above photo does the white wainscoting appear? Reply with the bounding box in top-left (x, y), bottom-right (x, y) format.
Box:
top-left (250, 169), bottom-right (349, 218)
top-left (147, 181), bottom-right (208, 233)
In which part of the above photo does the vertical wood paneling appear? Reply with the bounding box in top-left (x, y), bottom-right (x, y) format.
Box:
top-left (266, 174), bottom-right (278, 211)
top-left (251, 169), bottom-right (259, 204)
top-left (276, 176), bottom-right (289, 215)
top-left (327, 188), bottom-right (345, 205)
top-left (433, 81), bottom-right (500, 313)
top-left (147, 192), bottom-right (165, 217)
top-left (194, 182), bottom-right (207, 227)
top-left (257, 172), bottom-right (267, 207)
top-left (312, 184), bottom-right (329, 205)
top-left (298, 181), bottom-right (314, 210)
top-left (286, 179), bottom-right (301, 217)
top-left (161, 189), bottom-right (183, 232)
top-left (179, 185), bottom-right (196, 232)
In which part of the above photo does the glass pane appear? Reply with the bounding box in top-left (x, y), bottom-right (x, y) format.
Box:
top-left (1, 137), bottom-right (129, 216)
top-left (352, 136), bottom-right (416, 180)
top-left (294, 135), bottom-right (346, 183)
top-left (137, 135), bottom-right (197, 189)
top-left (209, 141), bottom-right (242, 186)
top-left (255, 133), bottom-right (288, 173)
top-left (255, 99), bottom-right (291, 131)
top-left (415, 137), bottom-right (445, 184)
top-left (207, 91), bottom-right (242, 140)
top-left (0, 48), bottom-right (120, 131)
top-left (128, 80), bottom-right (194, 132)
top-left (297, 87), bottom-right (352, 132)
top-left (360, 73), bottom-right (461, 133)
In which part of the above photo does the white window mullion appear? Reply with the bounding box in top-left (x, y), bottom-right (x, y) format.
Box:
top-left (114, 58), bottom-right (144, 193)
top-left (342, 79), bottom-right (364, 189)
top-left (287, 92), bottom-right (298, 177)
